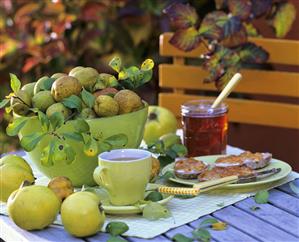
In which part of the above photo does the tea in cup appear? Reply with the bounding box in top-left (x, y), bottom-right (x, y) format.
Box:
top-left (93, 149), bottom-right (152, 206)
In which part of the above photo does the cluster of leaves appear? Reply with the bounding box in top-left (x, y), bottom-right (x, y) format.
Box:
top-left (109, 57), bottom-right (154, 89)
top-left (163, 0), bottom-right (296, 88)
top-left (106, 221), bottom-right (129, 242)
top-left (2, 74), bottom-right (128, 166)
top-left (173, 218), bottom-right (227, 242)
top-left (147, 135), bottom-right (187, 168)
top-left (0, 0), bottom-right (169, 75)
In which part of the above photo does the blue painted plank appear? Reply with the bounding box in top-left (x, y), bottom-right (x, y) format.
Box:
top-left (0, 215), bottom-right (83, 242)
top-left (128, 235), bottom-right (170, 242)
top-left (85, 232), bottom-right (111, 242)
top-left (164, 224), bottom-right (217, 242)
top-left (235, 198), bottom-right (299, 238)
top-left (189, 214), bottom-right (259, 242)
top-left (277, 179), bottom-right (299, 197)
top-left (268, 189), bottom-right (299, 216)
top-left (213, 206), bottom-right (298, 242)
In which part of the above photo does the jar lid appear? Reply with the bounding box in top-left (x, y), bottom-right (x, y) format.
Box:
top-left (181, 100), bottom-right (228, 117)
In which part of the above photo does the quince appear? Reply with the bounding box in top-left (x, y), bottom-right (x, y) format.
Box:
top-left (114, 90), bottom-right (143, 114)
top-left (51, 76), bottom-right (82, 102)
top-left (21, 82), bottom-right (36, 97)
top-left (51, 73), bottom-right (67, 79)
top-left (32, 90), bottom-right (55, 112)
top-left (48, 176), bottom-right (74, 201)
top-left (69, 67), bottom-right (98, 91)
top-left (34, 76), bottom-right (55, 95)
top-left (94, 95), bottom-right (119, 117)
top-left (7, 185), bottom-right (61, 230)
top-left (10, 90), bottom-right (32, 116)
top-left (0, 155), bottom-right (34, 202)
top-left (46, 103), bottom-right (71, 119)
top-left (61, 191), bottom-right (105, 237)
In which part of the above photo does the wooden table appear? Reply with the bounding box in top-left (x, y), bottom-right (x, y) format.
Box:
top-left (1, 152), bottom-right (299, 242)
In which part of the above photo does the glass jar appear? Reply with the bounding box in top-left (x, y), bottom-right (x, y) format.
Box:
top-left (181, 100), bottom-right (228, 157)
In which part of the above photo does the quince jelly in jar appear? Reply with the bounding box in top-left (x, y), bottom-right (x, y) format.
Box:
top-left (181, 100), bottom-right (228, 157)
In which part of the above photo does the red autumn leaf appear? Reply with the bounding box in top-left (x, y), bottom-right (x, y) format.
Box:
top-left (80, 2), bottom-right (106, 22)
top-left (238, 42), bottom-right (269, 63)
top-left (221, 26), bottom-right (247, 47)
top-left (14, 3), bottom-right (40, 23)
top-left (22, 57), bottom-right (41, 73)
top-left (169, 27), bottom-right (201, 52)
top-left (43, 2), bottom-right (65, 15)
top-left (163, 3), bottom-right (199, 28)
top-left (228, 0), bottom-right (252, 20)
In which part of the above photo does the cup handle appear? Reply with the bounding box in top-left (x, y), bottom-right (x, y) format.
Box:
top-left (93, 166), bottom-right (110, 190)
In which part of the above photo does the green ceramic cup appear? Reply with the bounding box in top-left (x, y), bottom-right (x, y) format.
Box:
top-left (18, 104), bottom-right (148, 187)
top-left (93, 149), bottom-right (152, 206)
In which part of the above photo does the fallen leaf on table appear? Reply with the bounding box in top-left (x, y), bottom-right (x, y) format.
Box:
top-left (172, 233), bottom-right (193, 242)
top-left (289, 182), bottom-right (299, 195)
top-left (250, 206), bottom-right (261, 211)
top-left (200, 218), bottom-right (218, 226)
top-left (254, 190), bottom-right (269, 204)
top-left (211, 222), bottom-right (227, 231)
top-left (192, 228), bottom-right (211, 242)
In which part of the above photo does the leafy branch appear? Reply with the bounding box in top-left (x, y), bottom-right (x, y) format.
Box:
top-left (163, 0), bottom-right (296, 88)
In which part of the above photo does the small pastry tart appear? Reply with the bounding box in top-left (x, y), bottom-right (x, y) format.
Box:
top-left (174, 158), bottom-right (207, 179)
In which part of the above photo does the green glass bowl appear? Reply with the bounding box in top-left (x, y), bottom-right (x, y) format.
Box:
top-left (18, 104), bottom-right (148, 187)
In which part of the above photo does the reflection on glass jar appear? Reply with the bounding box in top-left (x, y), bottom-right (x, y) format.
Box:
top-left (181, 100), bottom-right (228, 157)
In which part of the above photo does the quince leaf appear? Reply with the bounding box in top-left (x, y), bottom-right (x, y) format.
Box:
top-left (109, 57), bottom-right (122, 73)
top-left (228, 0), bottom-right (252, 20)
top-left (200, 218), bottom-right (218, 226)
top-left (64, 144), bottom-right (76, 164)
top-left (41, 140), bottom-right (55, 167)
top-left (62, 95), bottom-right (82, 112)
top-left (9, 73), bottom-right (21, 93)
top-left (73, 118), bottom-right (90, 133)
top-left (172, 234), bottom-right (193, 242)
top-left (98, 73), bottom-right (118, 87)
top-left (98, 141), bottom-right (112, 153)
top-left (238, 43), bottom-right (269, 63)
top-left (254, 190), bottom-right (269, 204)
top-left (0, 99), bottom-right (10, 109)
top-left (38, 111), bottom-right (50, 132)
top-left (6, 117), bottom-right (28, 136)
top-left (106, 222), bottom-right (129, 236)
top-left (211, 221), bottom-right (227, 231)
top-left (141, 59), bottom-right (154, 71)
top-left (40, 78), bottom-right (55, 90)
top-left (20, 132), bottom-right (46, 152)
top-left (83, 137), bottom-right (98, 157)
top-left (63, 132), bottom-right (84, 142)
top-left (142, 202), bottom-right (171, 221)
top-left (272, 2), bottom-right (296, 38)
top-left (49, 112), bottom-right (64, 131)
top-left (104, 134), bottom-right (128, 148)
top-left (251, 0), bottom-right (272, 18)
top-left (170, 144), bottom-right (187, 157)
top-left (192, 228), bottom-right (211, 241)
top-left (81, 88), bottom-right (95, 109)
top-left (158, 155), bottom-right (174, 168)
top-left (169, 27), bottom-right (201, 52)
top-left (163, 3), bottom-right (198, 28)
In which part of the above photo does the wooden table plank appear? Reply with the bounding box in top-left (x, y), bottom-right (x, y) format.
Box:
top-left (189, 214), bottom-right (259, 242)
top-left (235, 198), bottom-right (299, 238)
top-left (268, 189), bottom-right (299, 216)
top-left (213, 206), bottom-right (298, 242)
top-left (277, 179), bottom-right (299, 197)
top-left (0, 215), bottom-right (83, 242)
top-left (85, 232), bottom-right (111, 242)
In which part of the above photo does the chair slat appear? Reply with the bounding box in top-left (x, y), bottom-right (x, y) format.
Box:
top-left (159, 64), bottom-right (299, 98)
top-left (159, 93), bottom-right (299, 129)
top-left (160, 33), bottom-right (299, 65)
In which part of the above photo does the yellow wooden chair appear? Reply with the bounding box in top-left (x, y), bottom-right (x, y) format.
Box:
top-left (158, 32), bottom-right (299, 130)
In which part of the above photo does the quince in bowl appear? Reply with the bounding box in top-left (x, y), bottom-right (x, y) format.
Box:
top-left (2, 57), bottom-right (154, 186)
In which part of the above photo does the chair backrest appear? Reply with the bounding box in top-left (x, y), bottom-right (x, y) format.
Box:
top-left (159, 33), bottom-right (299, 129)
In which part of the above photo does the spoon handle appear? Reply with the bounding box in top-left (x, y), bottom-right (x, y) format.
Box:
top-left (211, 73), bottom-right (242, 109)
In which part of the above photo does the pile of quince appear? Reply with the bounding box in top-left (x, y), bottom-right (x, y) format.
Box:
top-left (1, 57), bottom-right (154, 120)
top-left (1, 154), bottom-right (105, 237)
